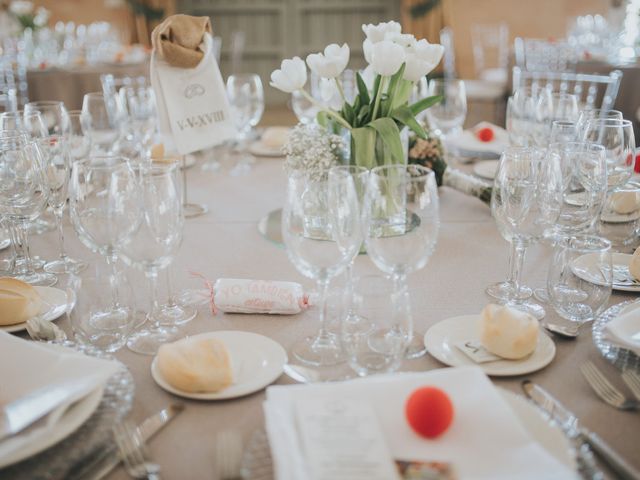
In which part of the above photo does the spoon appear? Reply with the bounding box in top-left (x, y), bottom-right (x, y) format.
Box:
top-left (542, 320), bottom-right (581, 338)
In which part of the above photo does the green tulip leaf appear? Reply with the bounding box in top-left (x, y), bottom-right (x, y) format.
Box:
top-left (356, 72), bottom-right (371, 106)
top-left (391, 105), bottom-right (427, 139)
top-left (351, 126), bottom-right (377, 169)
top-left (368, 117), bottom-right (404, 165)
top-left (409, 94), bottom-right (443, 116)
top-left (383, 63), bottom-right (406, 117)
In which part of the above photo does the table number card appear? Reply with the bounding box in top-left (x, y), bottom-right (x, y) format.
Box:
top-left (455, 340), bottom-right (502, 363)
top-left (295, 397), bottom-right (398, 480)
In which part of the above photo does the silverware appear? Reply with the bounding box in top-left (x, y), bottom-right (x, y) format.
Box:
top-left (621, 370), bottom-right (640, 401)
top-left (522, 380), bottom-right (640, 480)
top-left (0, 380), bottom-right (94, 441)
top-left (542, 320), bottom-right (580, 338)
top-left (216, 429), bottom-right (243, 480)
top-left (113, 421), bottom-right (161, 479)
top-left (67, 403), bottom-right (184, 480)
top-left (580, 361), bottom-right (640, 411)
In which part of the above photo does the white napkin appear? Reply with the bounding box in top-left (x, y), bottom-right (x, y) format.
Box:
top-left (264, 366), bottom-right (575, 480)
top-left (605, 303), bottom-right (640, 355)
top-left (0, 331), bottom-right (119, 458)
top-left (150, 33), bottom-right (236, 155)
top-left (447, 121), bottom-right (509, 157)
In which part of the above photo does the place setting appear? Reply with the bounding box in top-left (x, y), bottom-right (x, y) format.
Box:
top-left (2, 2), bottom-right (640, 480)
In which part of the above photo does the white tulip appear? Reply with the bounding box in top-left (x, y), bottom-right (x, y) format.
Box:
top-left (363, 39), bottom-right (374, 64)
top-left (270, 57), bottom-right (307, 93)
top-left (306, 43), bottom-right (350, 79)
top-left (9, 1), bottom-right (34, 15)
top-left (384, 32), bottom-right (416, 49)
top-left (360, 65), bottom-right (376, 91)
top-left (370, 40), bottom-right (405, 77)
top-left (319, 78), bottom-right (343, 110)
top-left (403, 39), bottom-right (445, 82)
top-left (361, 21), bottom-right (401, 43)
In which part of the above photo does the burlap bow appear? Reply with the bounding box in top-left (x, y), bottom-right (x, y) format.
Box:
top-left (151, 14), bottom-right (212, 69)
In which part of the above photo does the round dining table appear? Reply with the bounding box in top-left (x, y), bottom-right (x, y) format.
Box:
top-left (19, 151), bottom-right (640, 479)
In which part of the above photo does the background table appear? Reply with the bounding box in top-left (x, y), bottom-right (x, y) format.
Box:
top-left (23, 155), bottom-right (640, 479)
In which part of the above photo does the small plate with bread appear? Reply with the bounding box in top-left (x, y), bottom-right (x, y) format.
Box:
top-left (151, 330), bottom-right (287, 400)
top-left (571, 251), bottom-right (640, 292)
top-left (0, 278), bottom-right (69, 333)
top-left (424, 304), bottom-right (556, 376)
top-left (248, 127), bottom-right (289, 157)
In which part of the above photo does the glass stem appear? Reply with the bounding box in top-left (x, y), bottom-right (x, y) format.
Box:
top-left (509, 240), bottom-right (528, 304)
top-left (6, 223), bottom-right (18, 273)
top-left (165, 268), bottom-right (176, 307)
top-left (181, 156), bottom-right (188, 206)
top-left (13, 222), bottom-right (35, 276)
top-left (54, 210), bottom-right (67, 261)
top-left (146, 268), bottom-right (160, 327)
top-left (106, 252), bottom-right (121, 309)
top-left (313, 275), bottom-right (332, 346)
top-left (391, 273), bottom-right (413, 340)
top-left (344, 262), bottom-right (355, 319)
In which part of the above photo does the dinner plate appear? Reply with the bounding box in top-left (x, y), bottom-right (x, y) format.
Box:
top-left (571, 252), bottom-right (639, 292)
top-left (240, 389), bottom-right (577, 479)
top-left (0, 384), bottom-right (103, 469)
top-left (600, 209), bottom-right (640, 223)
top-left (473, 160), bottom-right (499, 180)
top-left (248, 141), bottom-right (284, 157)
top-left (151, 330), bottom-right (287, 400)
top-left (0, 286), bottom-right (69, 333)
top-left (593, 300), bottom-right (640, 373)
top-left (424, 315), bottom-right (556, 376)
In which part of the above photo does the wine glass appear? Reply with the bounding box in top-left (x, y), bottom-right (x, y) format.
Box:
top-left (576, 108), bottom-right (623, 136)
top-left (0, 138), bottom-right (57, 286)
top-left (121, 85), bottom-right (158, 162)
top-left (81, 92), bottom-right (121, 154)
top-left (69, 156), bottom-right (141, 330)
top-left (119, 162), bottom-right (184, 355)
top-left (534, 93), bottom-right (579, 146)
top-left (0, 111), bottom-right (47, 138)
top-left (226, 73), bottom-right (265, 175)
top-left (425, 79), bottom-right (467, 138)
top-left (549, 120), bottom-right (577, 144)
top-left (362, 165), bottom-right (440, 359)
top-left (24, 101), bottom-right (70, 137)
top-left (582, 118), bottom-right (635, 190)
top-left (291, 89), bottom-right (319, 125)
top-left (67, 110), bottom-right (92, 160)
top-left (489, 147), bottom-right (563, 319)
top-left (507, 88), bottom-right (552, 147)
top-left (282, 168), bottom-right (361, 368)
top-left (38, 135), bottom-right (88, 274)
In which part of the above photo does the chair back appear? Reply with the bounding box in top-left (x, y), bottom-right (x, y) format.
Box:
top-left (514, 37), bottom-right (577, 72)
top-left (512, 66), bottom-right (622, 111)
top-left (472, 23), bottom-right (509, 83)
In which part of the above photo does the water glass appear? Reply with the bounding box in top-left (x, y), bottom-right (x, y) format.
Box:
top-left (24, 101), bottom-right (70, 137)
top-left (67, 110), bottom-right (92, 160)
top-left (291, 89), bottom-right (319, 125)
top-left (81, 92), bottom-right (121, 154)
top-left (534, 93), bottom-right (579, 145)
top-left (425, 79), bottom-right (467, 137)
top-left (342, 275), bottom-right (408, 376)
top-left (0, 111), bottom-right (47, 138)
top-left (549, 120), bottom-right (577, 144)
top-left (547, 235), bottom-right (612, 323)
top-left (576, 108), bottom-right (622, 137)
top-left (597, 180), bottom-right (640, 250)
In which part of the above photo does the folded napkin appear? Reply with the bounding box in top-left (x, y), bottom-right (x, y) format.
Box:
top-left (606, 302), bottom-right (640, 355)
top-left (447, 122), bottom-right (509, 158)
top-left (151, 14), bottom-right (212, 69)
top-left (0, 331), bottom-right (119, 458)
top-left (264, 366), bottom-right (575, 480)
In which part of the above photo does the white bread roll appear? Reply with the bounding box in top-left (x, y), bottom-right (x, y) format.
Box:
top-left (0, 277), bottom-right (42, 326)
top-left (479, 304), bottom-right (539, 360)
top-left (261, 127), bottom-right (289, 149)
top-left (630, 246), bottom-right (640, 281)
top-left (610, 191), bottom-right (640, 215)
top-left (157, 337), bottom-right (232, 393)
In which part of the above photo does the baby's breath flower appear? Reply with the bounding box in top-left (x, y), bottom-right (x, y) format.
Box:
top-left (283, 124), bottom-right (345, 176)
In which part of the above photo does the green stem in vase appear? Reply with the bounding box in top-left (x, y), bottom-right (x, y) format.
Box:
top-left (371, 76), bottom-right (387, 121)
top-left (334, 78), bottom-right (347, 104)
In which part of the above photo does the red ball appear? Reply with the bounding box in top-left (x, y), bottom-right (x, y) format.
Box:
top-left (405, 387), bottom-right (454, 439)
top-left (476, 127), bottom-right (494, 142)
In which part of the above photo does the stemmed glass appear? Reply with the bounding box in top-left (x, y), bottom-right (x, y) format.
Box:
top-left (425, 79), bottom-right (467, 138)
top-left (81, 92), bottom-right (121, 155)
top-left (282, 168), bottom-right (361, 367)
top-left (534, 93), bottom-right (579, 146)
top-left (489, 147), bottom-right (563, 319)
top-left (575, 108), bottom-right (622, 136)
top-left (24, 101), bottom-right (70, 137)
top-left (0, 138), bottom-right (57, 286)
top-left (121, 85), bottom-right (158, 162)
top-left (0, 111), bottom-right (48, 138)
top-left (38, 135), bottom-right (88, 274)
top-left (362, 165), bottom-right (440, 359)
top-left (67, 110), bottom-right (92, 160)
top-left (549, 120), bottom-right (577, 144)
top-left (226, 73), bottom-right (265, 175)
top-left (69, 156), bottom-right (141, 331)
top-left (507, 88), bottom-right (552, 146)
top-left (120, 163), bottom-right (184, 355)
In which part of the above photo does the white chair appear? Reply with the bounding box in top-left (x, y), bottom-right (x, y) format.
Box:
top-left (514, 37), bottom-right (577, 72)
top-left (472, 23), bottom-right (509, 85)
top-left (512, 66), bottom-right (622, 111)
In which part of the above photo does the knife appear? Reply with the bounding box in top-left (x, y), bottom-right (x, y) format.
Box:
top-left (66, 403), bottom-right (185, 480)
top-left (522, 380), bottom-right (640, 480)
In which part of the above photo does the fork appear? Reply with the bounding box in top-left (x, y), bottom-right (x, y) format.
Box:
top-left (215, 429), bottom-right (244, 480)
top-left (580, 361), bottom-right (640, 411)
top-left (113, 422), bottom-right (162, 479)
top-left (621, 370), bottom-right (640, 401)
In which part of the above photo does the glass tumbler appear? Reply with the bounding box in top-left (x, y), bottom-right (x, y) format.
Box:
top-left (547, 235), bottom-right (612, 323)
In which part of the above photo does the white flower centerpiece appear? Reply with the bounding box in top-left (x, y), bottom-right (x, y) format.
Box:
top-left (271, 21), bottom-right (444, 170)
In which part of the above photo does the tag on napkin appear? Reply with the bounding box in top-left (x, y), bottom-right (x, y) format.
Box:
top-left (455, 340), bottom-right (502, 363)
top-left (150, 15), bottom-right (236, 155)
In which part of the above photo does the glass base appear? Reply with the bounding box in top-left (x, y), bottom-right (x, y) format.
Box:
top-left (292, 334), bottom-right (345, 367)
top-left (486, 281), bottom-right (532, 301)
top-left (44, 256), bottom-right (88, 274)
top-left (533, 288), bottom-right (549, 304)
top-left (184, 203), bottom-right (208, 218)
top-left (28, 217), bottom-right (56, 235)
top-left (508, 301), bottom-right (546, 320)
top-left (283, 362), bottom-right (356, 383)
top-left (156, 302), bottom-right (198, 326)
top-left (405, 332), bottom-right (427, 359)
top-left (126, 326), bottom-right (180, 355)
top-left (14, 271), bottom-right (57, 287)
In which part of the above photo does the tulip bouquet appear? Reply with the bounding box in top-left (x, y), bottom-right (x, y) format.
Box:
top-left (270, 21), bottom-right (445, 169)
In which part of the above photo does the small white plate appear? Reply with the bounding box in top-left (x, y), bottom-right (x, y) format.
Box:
top-left (0, 286), bottom-right (69, 333)
top-left (600, 209), bottom-right (640, 224)
top-left (248, 141), bottom-right (284, 158)
top-left (473, 160), bottom-right (499, 180)
top-left (151, 330), bottom-right (287, 400)
top-left (571, 252), bottom-right (640, 293)
top-left (424, 315), bottom-right (556, 376)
